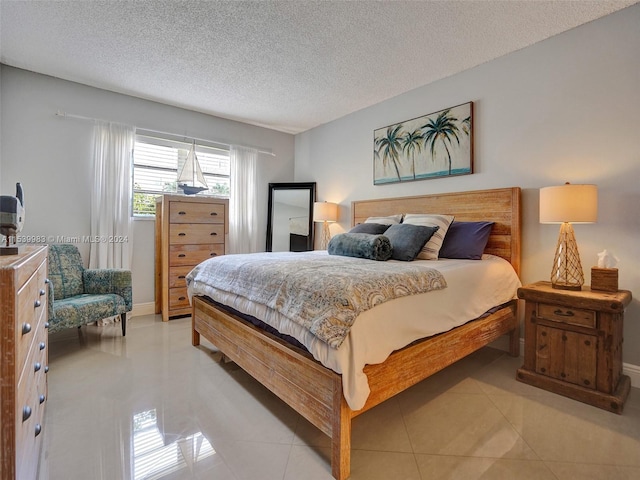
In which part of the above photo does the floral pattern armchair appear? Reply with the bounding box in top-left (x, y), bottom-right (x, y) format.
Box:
top-left (47, 244), bottom-right (132, 335)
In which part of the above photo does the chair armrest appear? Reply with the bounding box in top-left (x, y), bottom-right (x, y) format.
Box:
top-left (83, 269), bottom-right (133, 311)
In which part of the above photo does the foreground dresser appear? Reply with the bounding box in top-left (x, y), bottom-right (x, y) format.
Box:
top-left (155, 194), bottom-right (228, 322)
top-left (0, 246), bottom-right (49, 480)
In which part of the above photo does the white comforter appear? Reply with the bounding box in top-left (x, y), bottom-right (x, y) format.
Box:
top-left (188, 252), bottom-right (521, 410)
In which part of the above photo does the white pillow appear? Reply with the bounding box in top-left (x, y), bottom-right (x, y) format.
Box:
top-left (403, 213), bottom-right (454, 259)
top-left (364, 214), bottom-right (403, 225)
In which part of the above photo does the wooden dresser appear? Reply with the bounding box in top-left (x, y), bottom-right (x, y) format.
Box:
top-left (155, 194), bottom-right (228, 322)
top-left (0, 246), bottom-right (49, 480)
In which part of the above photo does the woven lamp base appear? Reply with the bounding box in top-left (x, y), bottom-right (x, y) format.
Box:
top-left (550, 222), bottom-right (584, 290)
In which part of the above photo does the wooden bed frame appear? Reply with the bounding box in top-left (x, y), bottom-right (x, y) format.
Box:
top-left (191, 187), bottom-right (521, 479)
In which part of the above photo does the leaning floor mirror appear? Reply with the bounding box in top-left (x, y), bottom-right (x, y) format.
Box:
top-left (266, 182), bottom-right (316, 252)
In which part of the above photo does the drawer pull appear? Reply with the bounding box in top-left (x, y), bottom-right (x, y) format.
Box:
top-left (178, 211), bottom-right (186, 215)
top-left (22, 323), bottom-right (32, 335)
top-left (553, 309), bottom-right (574, 317)
top-left (210, 212), bottom-right (218, 216)
top-left (23, 406), bottom-right (32, 422)
top-left (178, 232), bottom-right (186, 236)
top-left (45, 278), bottom-right (50, 284)
top-left (44, 322), bottom-right (50, 329)
top-left (34, 362), bottom-right (41, 372)
top-left (178, 275), bottom-right (186, 279)
top-left (44, 366), bottom-right (49, 374)
top-left (39, 342), bottom-right (46, 350)
top-left (210, 253), bottom-right (217, 257)
top-left (39, 394), bottom-right (46, 404)
top-left (210, 232), bottom-right (217, 236)
top-left (178, 254), bottom-right (186, 258)
top-left (40, 289), bottom-right (46, 296)
top-left (35, 424), bottom-right (42, 437)
top-left (179, 296), bottom-right (186, 301)
top-left (34, 300), bottom-right (42, 308)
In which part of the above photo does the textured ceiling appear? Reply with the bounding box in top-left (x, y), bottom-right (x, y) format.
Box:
top-left (1, 0), bottom-right (637, 134)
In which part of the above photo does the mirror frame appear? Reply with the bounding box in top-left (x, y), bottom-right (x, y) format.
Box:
top-left (266, 182), bottom-right (316, 252)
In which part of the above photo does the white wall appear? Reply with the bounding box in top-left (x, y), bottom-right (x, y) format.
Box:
top-left (295, 5), bottom-right (640, 365)
top-left (0, 66), bottom-right (295, 306)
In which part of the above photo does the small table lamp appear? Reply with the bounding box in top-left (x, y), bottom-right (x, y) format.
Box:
top-left (313, 201), bottom-right (338, 250)
top-left (539, 183), bottom-right (598, 290)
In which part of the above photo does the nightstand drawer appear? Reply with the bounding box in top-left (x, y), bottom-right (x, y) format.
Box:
top-left (538, 303), bottom-right (596, 329)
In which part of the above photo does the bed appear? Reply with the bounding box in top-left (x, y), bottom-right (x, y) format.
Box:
top-left (189, 187), bottom-right (521, 479)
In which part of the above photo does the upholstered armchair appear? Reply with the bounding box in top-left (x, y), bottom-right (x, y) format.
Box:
top-left (47, 244), bottom-right (132, 335)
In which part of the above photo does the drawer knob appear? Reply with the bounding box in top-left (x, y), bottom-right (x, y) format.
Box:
top-left (34, 362), bottom-right (41, 372)
top-left (22, 323), bottom-right (32, 335)
top-left (179, 296), bottom-right (186, 301)
top-left (34, 300), bottom-right (42, 308)
top-left (39, 394), bottom-right (46, 404)
top-left (39, 289), bottom-right (46, 296)
top-left (210, 232), bottom-right (217, 236)
top-left (35, 424), bottom-right (42, 437)
top-left (45, 278), bottom-right (50, 284)
top-left (584, 340), bottom-right (591, 347)
top-left (178, 254), bottom-right (186, 258)
top-left (210, 212), bottom-right (218, 216)
top-left (44, 366), bottom-right (49, 374)
top-left (39, 342), bottom-right (46, 350)
top-left (44, 322), bottom-right (50, 329)
top-left (178, 211), bottom-right (186, 215)
top-left (210, 253), bottom-right (217, 257)
top-left (553, 309), bottom-right (574, 317)
top-left (23, 406), bottom-right (32, 422)
top-left (178, 232), bottom-right (186, 236)
top-left (178, 275), bottom-right (186, 279)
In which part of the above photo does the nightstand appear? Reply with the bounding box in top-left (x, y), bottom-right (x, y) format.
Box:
top-left (516, 281), bottom-right (632, 413)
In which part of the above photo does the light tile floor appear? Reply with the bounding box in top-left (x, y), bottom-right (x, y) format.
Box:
top-left (40, 314), bottom-right (640, 480)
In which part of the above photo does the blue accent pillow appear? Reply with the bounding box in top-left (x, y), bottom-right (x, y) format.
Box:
top-left (384, 224), bottom-right (439, 261)
top-left (349, 223), bottom-right (391, 235)
top-left (439, 221), bottom-right (494, 260)
top-left (328, 233), bottom-right (392, 261)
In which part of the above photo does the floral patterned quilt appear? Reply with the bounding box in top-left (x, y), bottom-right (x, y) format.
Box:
top-left (186, 252), bottom-right (446, 349)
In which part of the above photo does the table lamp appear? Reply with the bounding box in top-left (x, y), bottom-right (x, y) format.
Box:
top-left (313, 201), bottom-right (338, 250)
top-left (539, 183), bottom-right (597, 290)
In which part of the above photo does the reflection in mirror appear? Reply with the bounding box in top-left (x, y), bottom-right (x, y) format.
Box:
top-left (266, 182), bottom-right (316, 252)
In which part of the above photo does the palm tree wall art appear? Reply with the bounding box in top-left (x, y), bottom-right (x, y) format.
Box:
top-left (373, 102), bottom-right (473, 185)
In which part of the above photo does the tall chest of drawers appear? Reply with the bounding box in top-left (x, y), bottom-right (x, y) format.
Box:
top-left (0, 246), bottom-right (49, 480)
top-left (155, 195), bottom-right (228, 322)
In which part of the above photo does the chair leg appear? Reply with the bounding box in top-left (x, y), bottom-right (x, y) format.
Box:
top-left (121, 313), bottom-right (127, 336)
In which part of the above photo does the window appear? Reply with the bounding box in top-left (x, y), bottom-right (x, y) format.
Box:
top-left (132, 134), bottom-right (230, 216)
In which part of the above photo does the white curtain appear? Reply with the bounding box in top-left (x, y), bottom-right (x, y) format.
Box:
top-left (89, 121), bottom-right (135, 269)
top-left (228, 145), bottom-right (258, 254)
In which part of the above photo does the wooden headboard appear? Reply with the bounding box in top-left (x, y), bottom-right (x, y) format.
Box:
top-left (352, 187), bottom-right (521, 276)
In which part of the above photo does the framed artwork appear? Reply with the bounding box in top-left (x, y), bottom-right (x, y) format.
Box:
top-left (373, 101), bottom-right (473, 185)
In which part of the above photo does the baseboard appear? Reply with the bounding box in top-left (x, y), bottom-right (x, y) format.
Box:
top-left (492, 337), bottom-right (639, 388)
top-left (131, 302), bottom-right (156, 317)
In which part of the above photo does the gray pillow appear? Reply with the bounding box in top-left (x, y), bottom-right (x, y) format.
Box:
top-left (349, 223), bottom-right (391, 235)
top-left (384, 224), bottom-right (439, 261)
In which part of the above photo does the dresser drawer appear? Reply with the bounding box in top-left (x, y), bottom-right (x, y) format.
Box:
top-left (169, 201), bottom-right (225, 224)
top-left (169, 287), bottom-right (191, 310)
top-left (538, 303), bottom-right (596, 329)
top-left (169, 223), bottom-right (225, 244)
top-left (168, 266), bottom-right (193, 288)
top-left (168, 244), bottom-right (224, 266)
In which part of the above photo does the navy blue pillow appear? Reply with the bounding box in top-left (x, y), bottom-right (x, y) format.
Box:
top-left (439, 221), bottom-right (494, 260)
top-left (384, 224), bottom-right (439, 261)
top-left (349, 223), bottom-right (391, 235)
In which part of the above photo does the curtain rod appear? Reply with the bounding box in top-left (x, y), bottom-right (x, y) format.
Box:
top-left (55, 110), bottom-right (276, 157)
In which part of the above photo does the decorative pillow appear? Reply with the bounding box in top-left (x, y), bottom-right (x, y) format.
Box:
top-left (403, 213), bottom-right (454, 260)
top-left (349, 223), bottom-right (391, 235)
top-left (439, 221), bottom-right (494, 260)
top-left (364, 214), bottom-right (403, 225)
top-left (384, 224), bottom-right (439, 261)
top-left (327, 233), bottom-right (392, 261)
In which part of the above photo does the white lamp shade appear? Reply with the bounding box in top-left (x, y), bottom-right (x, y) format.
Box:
top-left (313, 202), bottom-right (338, 223)
top-left (539, 184), bottom-right (598, 224)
